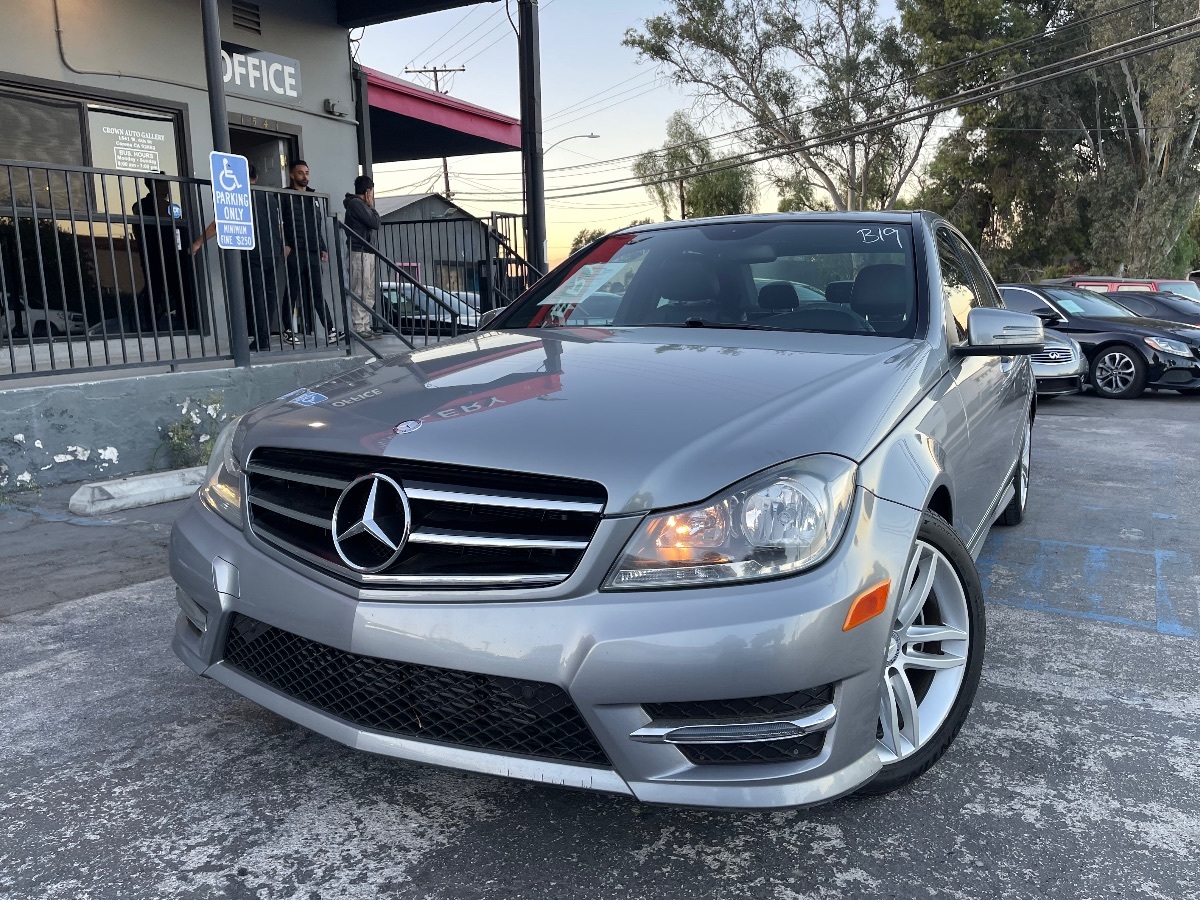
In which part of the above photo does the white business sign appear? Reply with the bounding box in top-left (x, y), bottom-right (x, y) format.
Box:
top-left (221, 44), bottom-right (302, 105)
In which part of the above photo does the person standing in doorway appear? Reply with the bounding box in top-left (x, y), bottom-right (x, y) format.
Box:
top-left (281, 160), bottom-right (338, 345)
top-left (343, 175), bottom-right (382, 340)
top-left (191, 164), bottom-right (283, 351)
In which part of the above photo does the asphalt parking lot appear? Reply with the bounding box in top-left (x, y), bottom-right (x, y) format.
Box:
top-left (2, 391), bottom-right (1198, 900)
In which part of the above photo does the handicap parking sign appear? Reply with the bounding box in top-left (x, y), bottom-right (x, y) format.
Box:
top-left (208, 151), bottom-right (255, 251)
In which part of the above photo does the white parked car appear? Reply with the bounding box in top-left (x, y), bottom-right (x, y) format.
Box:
top-left (0, 293), bottom-right (87, 339)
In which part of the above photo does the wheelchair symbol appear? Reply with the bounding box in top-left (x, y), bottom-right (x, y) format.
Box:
top-left (218, 159), bottom-right (242, 192)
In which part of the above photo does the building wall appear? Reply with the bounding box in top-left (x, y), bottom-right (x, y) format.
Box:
top-left (0, 0), bottom-right (359, 188)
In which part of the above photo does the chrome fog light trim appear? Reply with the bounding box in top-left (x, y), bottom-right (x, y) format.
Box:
top-left (629, 704), bottom-right (836, 745)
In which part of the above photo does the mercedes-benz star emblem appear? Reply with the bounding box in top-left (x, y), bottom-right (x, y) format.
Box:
top-left (331, 473), bottom-right (412, 573)
top-left (393, 420), bottom-right (422, 435)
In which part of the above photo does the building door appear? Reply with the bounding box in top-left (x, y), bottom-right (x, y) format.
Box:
top-left (230, 127), bottom-right (295, 188)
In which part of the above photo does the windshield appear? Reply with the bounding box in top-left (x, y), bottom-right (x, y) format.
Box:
top-left (498, 220), bottom-right (920, 338)
top-left (1045, 287), bottom-right (1136, 318)
top-left (1159, 281), bottom-right (1200, 301)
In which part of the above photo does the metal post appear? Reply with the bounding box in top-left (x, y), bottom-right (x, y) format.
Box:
top-left (201, 0), bottom-right (251, 367)
top-left (517, 0), bottom-right (547, 276)
top-left (354, 64), bottom-right (374, 181)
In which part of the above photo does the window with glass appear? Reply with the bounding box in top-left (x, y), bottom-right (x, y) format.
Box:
top-left (1043, 286), bottom-right (1136, 318)
top-left (498, 221), bottom-right (921, 338)
top-left (936, 228), bottom-right (979, 341)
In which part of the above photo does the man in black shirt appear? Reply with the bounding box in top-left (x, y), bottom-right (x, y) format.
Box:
top-left (281, 160), bottom-right (338, 345)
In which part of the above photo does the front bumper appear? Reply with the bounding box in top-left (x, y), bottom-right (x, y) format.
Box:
top-left (169, 488), bottom-right (922, 809)
top-left (1033, 356), bottom-right (1086, 395)
top-left (1146, 351), bottom-right (1200, 389)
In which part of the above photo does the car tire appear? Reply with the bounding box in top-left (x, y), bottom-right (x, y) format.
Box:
top-left (998, 417), bottom-right (1031, 526)
top-left (857, 511), bottom-right (986, 796)
top-left (1090, 345), bottom-right (1147, 399)
top-left (31, 321), bottom-right (48, 339)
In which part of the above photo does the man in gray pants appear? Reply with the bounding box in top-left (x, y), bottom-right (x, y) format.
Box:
top-left (343, 175), bottom-right (383, 339)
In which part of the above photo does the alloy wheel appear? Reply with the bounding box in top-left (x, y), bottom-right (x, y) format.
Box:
top-left (1095, 351), bottom-right (1136, 394)
top-left (876, 540), bottom-right (971, 764)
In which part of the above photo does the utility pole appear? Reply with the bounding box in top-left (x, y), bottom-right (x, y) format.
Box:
top-left (405, 66), bottom-right (465, 199)
top-left (517, 0), bottom-right (547, 276)
top-left (677, 178), bottom-right (687, 220)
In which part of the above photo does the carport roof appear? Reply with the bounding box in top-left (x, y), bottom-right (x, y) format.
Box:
top-left (339, 0), bottom-right (499, 29)
top-left (366, 66), bottom-right (521, 163)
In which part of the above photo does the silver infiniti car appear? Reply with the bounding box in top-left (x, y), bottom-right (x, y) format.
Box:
top-left (170, 212), bottom-right (1043, 809)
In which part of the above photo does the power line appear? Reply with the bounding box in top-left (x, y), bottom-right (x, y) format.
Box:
top-left (404, 4), bottom-right (484, 68)
top-left (453, 16), bottom-right (1200, 202)
top-left (437, 0), bottom-right (1161, 183)
top-left (465, 0), bottom-right (1161, 181)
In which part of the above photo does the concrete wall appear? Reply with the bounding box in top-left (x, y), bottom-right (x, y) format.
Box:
top-left (0, 355), bottom-right (364, 490)
top-left (1, 0), bottom-right (360, 188)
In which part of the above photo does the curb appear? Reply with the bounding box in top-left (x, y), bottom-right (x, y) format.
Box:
top-left (68, 467), bottom-right (206, 516)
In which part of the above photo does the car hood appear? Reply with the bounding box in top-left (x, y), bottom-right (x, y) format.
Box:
top-left (240, 328), bottom-right (939, 513)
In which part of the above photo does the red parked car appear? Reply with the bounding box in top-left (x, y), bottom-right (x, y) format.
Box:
top-left (1043, 276), bottom-right (1200, 301)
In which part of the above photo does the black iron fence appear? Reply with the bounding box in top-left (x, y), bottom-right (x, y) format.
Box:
top-left (0, 158), bottom-right (537, 382)
top-left (0, 160), bottom-right (349, 380)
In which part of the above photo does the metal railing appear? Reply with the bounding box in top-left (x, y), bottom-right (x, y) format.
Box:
top-left (0, 160), bottom-right (349, 381)
top-left (335, 220), bottom-right (469, 359)
top-left (0, 158), bottom-right (538, 382)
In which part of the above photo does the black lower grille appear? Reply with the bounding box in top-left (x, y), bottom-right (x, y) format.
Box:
top-left (223, 614), bottom-right (610, 766)
top-left (643, 685), bottom-right (833, 721)
top-left (679, 734), bottom-right (825, 765)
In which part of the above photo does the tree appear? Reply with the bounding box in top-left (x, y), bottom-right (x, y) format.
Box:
top-left (633, 111), bottom-right (756, 219)
top-left (901, 0), bottom-right (1200, 277)
top-left (624, 0), bottom-right (934, 212)
top-left (569, 228), bottom-right (607, 255)
top-left (568, 220), bottom-right (659, 256)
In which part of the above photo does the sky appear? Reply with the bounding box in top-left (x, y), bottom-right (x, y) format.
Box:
top-left (354, 0), bottom-right (754, 266)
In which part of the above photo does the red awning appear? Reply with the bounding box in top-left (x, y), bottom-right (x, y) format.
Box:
top-left (365, 66), bottom-right (520, 163)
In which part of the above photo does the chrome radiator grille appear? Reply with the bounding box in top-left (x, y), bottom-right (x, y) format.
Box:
top-left (245, 447), bottom-right (606, 589)
top-left (1031, 346), bottom-right (1076, 364)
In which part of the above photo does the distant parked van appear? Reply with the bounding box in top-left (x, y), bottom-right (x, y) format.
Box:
top-left (1043, 276), bottom-right (1200, 301)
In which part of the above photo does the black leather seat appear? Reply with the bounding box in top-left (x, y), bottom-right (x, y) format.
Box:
top-left (758, 282), bottom-right (799, 311)
top-left (646, 255), bottom-right (723, 323)
top-left (850, 264), bottom-right (913, 332)
top-left (824, 281), bottom-right (854, 305)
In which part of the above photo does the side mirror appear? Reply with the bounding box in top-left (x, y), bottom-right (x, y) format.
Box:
top-left (477, 306), bottom-right (508, 330)
top-left (1030, 306), bottom-right (1064, 325)
top-left (957, 307), bottom-right (1044, 356)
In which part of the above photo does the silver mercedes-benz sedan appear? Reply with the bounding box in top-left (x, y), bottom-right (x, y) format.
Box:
top-left (170, 212), bottom-right (1042, 809)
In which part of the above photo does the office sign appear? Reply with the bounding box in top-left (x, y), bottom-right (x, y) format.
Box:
top-left (208, 152), bottom-right (255, 251)
top-left (221, 44), bottom-right (302, 104)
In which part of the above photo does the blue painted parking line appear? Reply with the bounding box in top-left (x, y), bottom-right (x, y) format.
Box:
top-left (977, 535), bottom-right (1198, 638)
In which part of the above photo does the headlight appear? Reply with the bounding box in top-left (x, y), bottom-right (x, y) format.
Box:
top-left (1144, 336), bottom-right (1192, 357)
top-left (603, 455), bottom-right (857, 590)
top-left (199, 417), bottom-right (245, 529)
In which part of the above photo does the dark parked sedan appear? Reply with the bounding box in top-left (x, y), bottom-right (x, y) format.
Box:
top-left (1000, 283), bottom-right (1200, 398)
top-left (1110, 291), bottom-right (1200, 326)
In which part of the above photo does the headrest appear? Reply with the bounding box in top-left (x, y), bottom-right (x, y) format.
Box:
top-left (824, 281), bottom-right (854, 305)
top-left (659, 255), bottom-right (720, 304)
top-left (758, 282), bottom-right (799, 310)
top-left (851, 265), bottom-right (914, 318)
